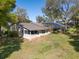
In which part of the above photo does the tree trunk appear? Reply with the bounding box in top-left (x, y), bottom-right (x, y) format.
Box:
top-left (0, 25), bottom-right (3, 46)
top-left (0, 26), bottom-right (2, 38)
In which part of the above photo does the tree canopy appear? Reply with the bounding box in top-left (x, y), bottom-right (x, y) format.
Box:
top-left (43, 0), bottom-right (79, 21)
top-left (0, 0), bottom-right (16, 28)
top-left (16, 7), bottom-right (31, 23)
top-left (0, 0), bottom-right (16, 13)
top-left (36, 16), bottom-right (46, 23)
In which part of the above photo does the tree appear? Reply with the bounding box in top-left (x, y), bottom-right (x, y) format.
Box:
top-left (0, 0), bottom-right (16, 37)
top-left (42, 0), bottom-right (79, 32)
top-left (43, 0), bottom-right (79, 21)
top-left (71, 9), bottom-right (79, 35)
top-left (36, 16), bottom-right (46, 23)
top-left (0, 0), bottom-right (16, 25)
top-left (16, 7), bottom-right (31, 23)
top-left (8, 13), bottom-right (18, 24)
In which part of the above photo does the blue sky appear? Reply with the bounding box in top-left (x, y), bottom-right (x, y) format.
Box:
top-left (16, 0), bottom-right (46, 22)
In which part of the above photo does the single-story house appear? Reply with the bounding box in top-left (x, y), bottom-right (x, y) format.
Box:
top-left (18, 23), bottom-right (50, 40)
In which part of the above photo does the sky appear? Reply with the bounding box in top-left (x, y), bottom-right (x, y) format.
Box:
top-left (16, 0), bottom-right (46, 22)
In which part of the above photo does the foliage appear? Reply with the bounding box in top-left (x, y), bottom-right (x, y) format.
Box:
top-left (0, 0), bottom-right (16, 13)
top-left (67, 27), bottom-right (76, 34)
top-left (0, 0), bottom-right (16, 38)
top-left (0, 37), bottom-right (23, 59)
top-left (36, 16), bottom-right (46, 23)
top-left (0, 0), bottom-right (16, 28)
top-left (8, 13), bottom-right (18, 24)
top-left (43, 0), bottom-right (79, 21)
top-left (16, 7), bottom-right (31, 23)
top-left (71, 9), bottom-right (79, 35)
top-left (5, 31), bottom-right (19, 37)
top-left (25, 18), bottom-right (32, 23)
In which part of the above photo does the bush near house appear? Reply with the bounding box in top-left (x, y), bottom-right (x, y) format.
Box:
top-left (5, 31), bottom-right (19, 37)
top-left (67, 27), bottom-right (76, 34)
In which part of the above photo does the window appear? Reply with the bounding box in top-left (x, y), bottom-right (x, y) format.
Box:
top-left (41, 30), bottom-right (45, 33)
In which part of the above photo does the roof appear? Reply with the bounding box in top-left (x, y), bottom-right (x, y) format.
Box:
top-left (44, 22), bottom-right (65, 29)
top-left (51, 23), bottom-right (65, 29)
top-left (19, 23), bottom-right (48, 31)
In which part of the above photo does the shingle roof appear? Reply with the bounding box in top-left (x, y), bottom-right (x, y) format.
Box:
top-left (43, 22), bottom-right (65, 29)
top-left (20, 23), bottom-right (48, 31)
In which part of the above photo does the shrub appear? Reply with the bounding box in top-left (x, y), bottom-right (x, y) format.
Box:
top-left (67, 27), bottom-right (76, 34)
top-left (5, 31), bottom-right (19, 37)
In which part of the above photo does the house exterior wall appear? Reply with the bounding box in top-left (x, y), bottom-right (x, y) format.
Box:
top-left (22, 28), bottom-right (50, 39)
top-left (23, 31), bottom-right (50, 40)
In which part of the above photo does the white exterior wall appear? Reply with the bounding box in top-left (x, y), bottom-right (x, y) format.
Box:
top-left (23, 29), bottom-right (50, 41)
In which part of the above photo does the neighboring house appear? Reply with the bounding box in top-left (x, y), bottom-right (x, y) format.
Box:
top-left (18, 23), bottom-right (50, 39)
top-left (43, 22), bottom-right (66, 31)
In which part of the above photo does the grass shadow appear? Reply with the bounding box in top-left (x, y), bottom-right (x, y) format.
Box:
top-left (0, 37), bottom-right (23, 59)
top-left (63, 30), bottom-right (79, 52)
top-left (68, 34), bottom-right (79, 52)
top-left (69, 41), bottom-right (79, 52)
top-left (52, 31), bottom-right (59, 34)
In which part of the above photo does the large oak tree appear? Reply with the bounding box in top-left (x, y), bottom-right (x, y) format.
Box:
top-left (0, 0), bottom-right (16, 36)
top-left (43, 0), bottom-right (79, 21)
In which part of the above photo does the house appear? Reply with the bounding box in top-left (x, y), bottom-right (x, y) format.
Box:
top-left (43, 22), bottom-right (66, 31)
top-left (18, 23), bottom-right (50, 40)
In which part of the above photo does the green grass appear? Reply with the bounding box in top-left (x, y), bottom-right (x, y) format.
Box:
top-left (1, 33), bottom-right (79, 59)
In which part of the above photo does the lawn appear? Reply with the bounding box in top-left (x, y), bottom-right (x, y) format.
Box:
top-left (4, 33), bottom-right (79, 59)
